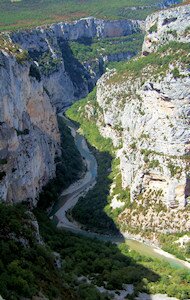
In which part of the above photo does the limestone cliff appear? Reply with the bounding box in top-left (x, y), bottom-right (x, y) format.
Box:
top-left (0, 17), bottom-right (144, 203)
top-left (0, 42), bottom-right (60, 204)
top-left (90, 5), bottom-right (190, 233)
top-left (10, 17), bottom-right (144, 111)
top-left (142, 4), bottom-right (190, 54)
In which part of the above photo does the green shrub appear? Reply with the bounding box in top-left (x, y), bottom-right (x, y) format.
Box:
top-left (29, 64), bottom-right (41, 82)
top-left (149, 23), bottom-right (157, 33)
top-left (172, 67), bottom-right (180, 78)
top-left (0, 171), bottom-right (6, 180)
top-left (0, 159), bottom-right (7, 165)
top-left (16, 128), bottom-right (29, 136)
top-left (15, 50), bottom-right (29, 63)
top-left (167, 30), bottom-right (177, 38)
top-left (148, 160), bottom-right (159, 169)
top-left (167, 163), bottom-right (182, 177)
top-left (130, 142), bottom-right (137, 150)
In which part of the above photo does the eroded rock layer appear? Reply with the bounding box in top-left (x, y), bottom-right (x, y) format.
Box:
top-left (90, 5), bottom-right (190, 233)
top-left (10, 17), bottom-right (144, 111)
top-left (0, 49), bottom-right (60, 204)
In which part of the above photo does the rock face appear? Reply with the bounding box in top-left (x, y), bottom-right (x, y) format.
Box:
top-left (91, 4), bottom-right (190, 233)
top-left (142, 4), bottom-right (190, 54)
top-left (11, 17), bottom-right (143, 43)
top-left (10, 17), bottom-right (144, 111)
top-left (0, 16), bottom-right (143, 203)
top-left (0, 49), bottom-right (60, 204)
top-left (97, 66), bottom-right (190, 208)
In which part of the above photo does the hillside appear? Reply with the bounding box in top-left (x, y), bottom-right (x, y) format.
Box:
top-left (0, 1), bottom-right (190, 300)
top-left (67, 4), bottom-right (190, 256)
top-left (0, 0), bottom-right (181, 31)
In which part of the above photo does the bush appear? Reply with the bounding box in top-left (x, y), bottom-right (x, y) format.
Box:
top-left (29, 64), bottom-right (41, 82)
top-left (15, 50), bottom-right (29, 63)
top-left (172, 67), bottom-right (180, 78)
top-left (0, 171), bottom-right (6, 180)
top-left (149, 23), bottom-right (157, 33)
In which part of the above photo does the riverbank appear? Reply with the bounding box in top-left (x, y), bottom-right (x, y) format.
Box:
top-left (50, 114), bottom-right (190, 272)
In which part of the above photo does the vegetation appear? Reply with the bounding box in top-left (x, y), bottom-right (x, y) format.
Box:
top-left (0, 34), bottom-right (28, 62)
top-left (66, 90), bottom-right (119, 233)
top-left (149, 23), bottom-right (157, 33)
top-left (36, 209), bottom-right (190, 299)
top-left (0, 203), bottom-right (74, 299)
top-left (66, 84), bottom-right (190, 268)
top-left (106, 42), bottom-right (190, 84)
top-left (148, 159), bottom-right (160, 169)
top-left (172, 67), bottom-right (180, 78)
top-left (38, 52), bottom-right (62, 76)
top-left (0, 0), bottom-right (168, 31)
top-left (38, 116), bottom-right (85, 210)
top-left (2, 201), bottom-right (190, 299)
top-left (15, 49), bottom-right (29, 63)
top-left (167, 29), bottom-right (178, 38)
top-left (184, 26), bottom-right (190, 36)
top-left (1, 96), bottom-right (190, 299)
top-left (158, 233), bottom-right (190, 261)
top-left (167, 162), bottom-right (182, 177)
top-left (69, 33), bottom-right (144, 63)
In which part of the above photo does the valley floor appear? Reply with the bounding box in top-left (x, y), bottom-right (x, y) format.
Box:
top-left (51, 114), bottom-right (190, 272)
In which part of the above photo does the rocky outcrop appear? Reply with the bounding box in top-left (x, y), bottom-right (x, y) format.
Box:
top-left (96, 64), bottom-right (190, 209)
top-left (87, 5), bottom-right (190, 233)
top-left (0, 49), bottom-right (60, 204)
top-left (9, 17), bottom-right (144, 111)
top-left (0, 16), bottom-right (144, 203)
top-left (11, 17), bottom-right (143, 44)
top-left (142, 4), bottom-right (190, 54)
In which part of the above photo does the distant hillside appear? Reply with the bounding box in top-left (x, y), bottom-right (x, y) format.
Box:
top-left (0, 0), bottom-right (181, 31)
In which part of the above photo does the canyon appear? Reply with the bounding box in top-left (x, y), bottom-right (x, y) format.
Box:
top-left (0, 16), bottom-right (144, 204)
top-left (0, 2), bottom-right (189, 231)
top-left (0, 1), bottom-right (190, 299)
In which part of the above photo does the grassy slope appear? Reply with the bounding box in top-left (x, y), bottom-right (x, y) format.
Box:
top-left (106, 42), bottom-right (190, 84)
top-left (66, 42), bottom-right (190, 261)
top-left (0, 0), bottom-right (166, 31)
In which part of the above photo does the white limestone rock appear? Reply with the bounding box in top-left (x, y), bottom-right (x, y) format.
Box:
top-left (10, 17), bottom-right (144, 111)
top-left (142, 4), bottom-right (190, 54)
top-left (95, 4), bottom-right (190, 212)
top-left (0, 50), bottom-right (60, 204)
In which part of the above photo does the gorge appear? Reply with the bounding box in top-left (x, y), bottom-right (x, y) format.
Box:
top-left (0, 0), bottom-right (190, 299)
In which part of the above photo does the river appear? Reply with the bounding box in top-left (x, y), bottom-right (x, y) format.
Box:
top-left (50, 114), bottom-right (190, 272)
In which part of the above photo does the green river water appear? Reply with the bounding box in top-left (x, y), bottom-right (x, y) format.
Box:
top-left (51, 115), bottom-right (190, 273)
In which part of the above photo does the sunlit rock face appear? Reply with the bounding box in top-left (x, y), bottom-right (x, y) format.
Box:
top-left (10, 17), bottom-right (144, 112)
top-left (97, 68), bottom-right (190, 209)
top-left (0, 50), bottom-right (60, 204)
top-left (142, 4), bottom-right (190, 54)
top-left (0, 17), bottom-right (144, 203)
top-left (94, 5), bottom-right (190, 217)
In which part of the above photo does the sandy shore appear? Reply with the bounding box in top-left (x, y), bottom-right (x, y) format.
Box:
top-left (154, 248), bottom-right (190, 269)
